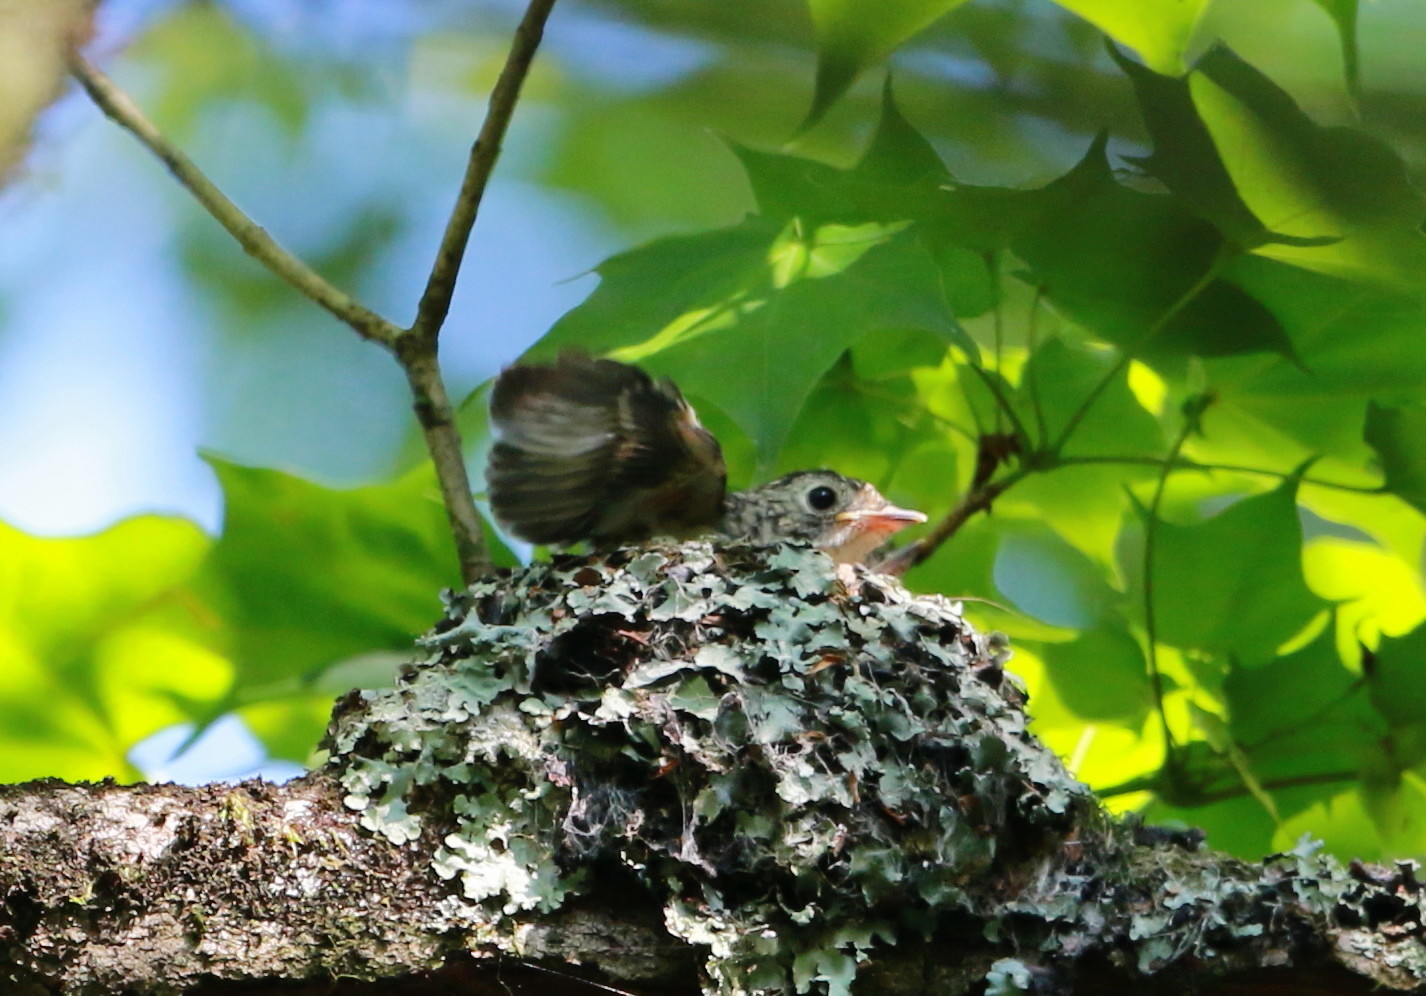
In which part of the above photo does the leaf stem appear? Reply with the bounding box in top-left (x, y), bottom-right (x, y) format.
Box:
top-left (1140, 412), bottom-right (1201, 760)
top-left (1057, 455), bottom-right (1386, 494)
top-left (964, 363), bottom-right (1031, 449)
top-left (1095, 767), bottom-right (1357, 803)
top-left (1047, 254), bottom-right (1228, 456)
top-left (1025, 285), bottom-right (1048, 446)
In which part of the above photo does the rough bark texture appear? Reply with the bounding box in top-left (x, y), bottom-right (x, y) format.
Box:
top-left (3, 541), bottom-right (1426, 995)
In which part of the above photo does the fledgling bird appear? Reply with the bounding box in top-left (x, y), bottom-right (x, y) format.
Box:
top-left (486, 353), bottom-right (925, 564)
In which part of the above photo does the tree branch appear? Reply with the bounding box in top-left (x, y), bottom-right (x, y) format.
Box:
top-left (877, 466), bottom-right (1029, 576)
top-left (408, 0), bottom-right (558, 344)
top-left (398, 341), bottom-right (492, 584)
top-left (69, 55), bottom-right (404, 348)
top-left (70, 1), bottom-right (561, 585)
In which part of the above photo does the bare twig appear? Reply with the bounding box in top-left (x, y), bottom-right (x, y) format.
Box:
top-left (397, 342), bottom-right (490, 583)
top-left (1095, 767), bottom-right (1357, 803)
top-left (1047, 256), bottom-right (1226, 455)
top-left (878, 466), bottom-right (1029, 576)
top-left (409, 0), bottom-right (557, 343)
top-left (69, 56), bottom-right (403, 348)
top-left (1056, 455), bottom-right (1386, 495)
top-left (72, 0), bottom-right (560, 586)
top-left (1139, 410), bottom-right (1200, 760)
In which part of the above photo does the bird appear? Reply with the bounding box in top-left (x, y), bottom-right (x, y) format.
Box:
top-left (485, 352), bottom-right (926, 564)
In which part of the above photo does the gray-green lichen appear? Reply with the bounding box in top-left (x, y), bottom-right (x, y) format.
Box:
top-left (323, 540), bottom-right (1426, 995)
top-left (326, 541), bottom-right (1090, 994)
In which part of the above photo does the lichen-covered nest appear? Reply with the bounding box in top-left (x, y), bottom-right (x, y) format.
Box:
top-left (325, 541), bottom-right (1097, 993)
top-left (326, 542), bottom-right (1426, 996)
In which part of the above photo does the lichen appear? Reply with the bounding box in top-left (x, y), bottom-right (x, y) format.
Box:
top-left (325, 541), bottom-right (1093, 994)
top-left (323, 540), bottom-right (1426, 995)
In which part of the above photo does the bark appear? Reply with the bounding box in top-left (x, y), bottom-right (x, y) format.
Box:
top-left (3, 541), bottom-right (1425, 995)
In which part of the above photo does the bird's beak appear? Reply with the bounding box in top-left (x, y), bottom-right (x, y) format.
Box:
top-left (834, 504), bottom-right (927, 532)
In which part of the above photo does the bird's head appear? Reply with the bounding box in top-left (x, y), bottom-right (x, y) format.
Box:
top-left (729, 470), bottom-right (926, 564)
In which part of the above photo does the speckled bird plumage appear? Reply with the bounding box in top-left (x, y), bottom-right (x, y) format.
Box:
top-left (487, 353), bottom-right (925, 564)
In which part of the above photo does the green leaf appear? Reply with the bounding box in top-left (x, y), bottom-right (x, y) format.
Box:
top-left (1367, 622), bottom-right (1426, 734)
top-left (1120, 44), bottom-right (1426, 286)
top-left (856, 79), bottom-right (950, 186)
top-left (1137, 476), bottom-right (1329, 662)
top-left (537, 219), bottom-right (780, 358)
top-left (1365, 400), bottom-right (1426, 515)
top-left (1306, 0), bottom-right (1359, 96)
top-left (1191, 46), bottom-right (1426, 284)
top-left (993, 524), bottom-right (1121, 629)
top-left (544, 219), bottom-right (969, 466)
top-left (1049, 0), bottom-right (1214, 74)
top-left (1010, 137), bottom-right (1296, 362)
top-left (0, 516), bottom-right (218, 781)
top-left (1039, 623), bottom-right (1152, 725)
top-left (804, 0), bottom-right (972, 128)
top-left (1204, 258), bottom-right (1426, 467)
top-left (1225, 630), bottom-right (1376, 813)
top-left (1224, 628), bottom-right (1376, 788)
top-left (731, 143), bottom-right (856, 223)
top-left (199, 458), bottom-right (467, 701)
top-left (1109, 44), bottom-right (1271, 248)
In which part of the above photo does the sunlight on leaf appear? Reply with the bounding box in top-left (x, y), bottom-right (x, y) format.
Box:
top-left (0, 515), bottom-right (217, 781)
top-left (1305, 538), bottom-right (1426, 648)
top-left (1272, 787), bottom-right (1382, 860)
top-left (1049, 0), bottom-right (1213, 73)
top-left (1189, 58), bottom-right (1426, 285)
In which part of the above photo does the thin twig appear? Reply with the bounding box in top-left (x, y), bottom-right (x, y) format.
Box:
top-left (1024, 285), bottom-right (1048, 446)
top-left (1139, 413), bottom-right (1199, 761)
top-left (1057, 455), bottom-right (1386, 495)
top-left (69, 55), bottom-right (403, 348)
top-left (1095, 768), bottom-right (1357, 803)
top-left (409, 0), bottom-right (558, 343)
top-left (878, 466), bottom-right (1030, 576)
top-left (73, 0), bottom-right (561, 585)
top-left (1047, 256), bottom-right (1227, 455)
top-left (964, 363), bottom-right (1031, 452)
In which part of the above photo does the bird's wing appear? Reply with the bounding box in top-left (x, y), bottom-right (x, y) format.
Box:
top-left (487, 352), bottom-right (726, 545)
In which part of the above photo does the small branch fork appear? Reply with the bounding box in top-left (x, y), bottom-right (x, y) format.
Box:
top-left (69, 0), bottom-right (560, 586)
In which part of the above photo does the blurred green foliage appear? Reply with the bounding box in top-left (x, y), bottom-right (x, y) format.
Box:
top-left (3, 0), bottom-right (1426, 867)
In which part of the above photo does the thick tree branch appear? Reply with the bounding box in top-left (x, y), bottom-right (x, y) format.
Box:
top-left (0, 774), bottom-right (692, 995)
top-left (408, 0), bottom-right (558, 344)
top-left (5, 549), bottom-right (1426, 995)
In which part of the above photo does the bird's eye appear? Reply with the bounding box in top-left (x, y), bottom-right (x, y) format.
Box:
top-left (806, 485), bottom-right (837, 511)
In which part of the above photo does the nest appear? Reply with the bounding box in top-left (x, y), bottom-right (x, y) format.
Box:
top-left (325, 541), bottom-right (1096, 993)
